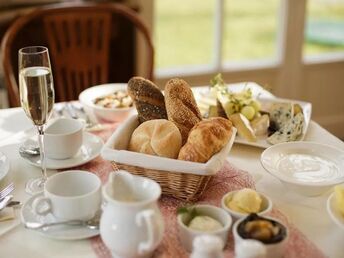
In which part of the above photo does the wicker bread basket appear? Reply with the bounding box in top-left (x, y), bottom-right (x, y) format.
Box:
top-left (102, 115), bottom-right (236, 201)
top-left (111, 162), bottom-right (212, 201)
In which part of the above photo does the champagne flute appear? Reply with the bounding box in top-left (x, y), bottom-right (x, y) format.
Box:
top-left (19, 46), bottom-right (55, 194)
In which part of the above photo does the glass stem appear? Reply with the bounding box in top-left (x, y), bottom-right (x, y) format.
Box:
top-left (37, 125), bottom-right (47, 186)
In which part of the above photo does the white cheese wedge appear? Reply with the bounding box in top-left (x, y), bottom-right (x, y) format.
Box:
top-left (229, 113), bottom-right (257, 142)
top-left (267, 113), bottom-right (304, 145)
top-left (251, 114), bottom-right (270, 136)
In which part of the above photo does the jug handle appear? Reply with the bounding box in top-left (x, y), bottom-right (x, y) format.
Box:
top-left (136, 209), bottom-right (156, 255)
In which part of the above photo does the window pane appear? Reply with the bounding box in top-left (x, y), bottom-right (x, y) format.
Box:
top-left (304, 0), bottom-right (344, 56)
top-left (223, 0), bottom-right (280, 62)
top-left (154, 0), bottom-right (215, 69)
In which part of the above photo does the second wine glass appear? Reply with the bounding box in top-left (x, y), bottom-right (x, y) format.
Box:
top-left (19, 46), bottom-right (55, 194)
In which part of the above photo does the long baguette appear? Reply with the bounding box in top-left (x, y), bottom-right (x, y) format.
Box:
top-left (164, 78), bottom-right (202, 144)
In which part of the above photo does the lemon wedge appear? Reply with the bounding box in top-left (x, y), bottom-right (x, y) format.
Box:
top-left (334, 185), bottom-right (344, 216)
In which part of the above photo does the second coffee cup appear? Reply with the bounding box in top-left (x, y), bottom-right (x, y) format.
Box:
top-left (45, 118), bottom-right (83, 160)
top-left (32, 170), bottom-right (101, 221)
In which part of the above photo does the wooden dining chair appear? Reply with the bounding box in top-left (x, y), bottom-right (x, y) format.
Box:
top-left (1, 3), bottom-right (154, 107)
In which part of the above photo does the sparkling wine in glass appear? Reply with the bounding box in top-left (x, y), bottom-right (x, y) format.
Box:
top-left (19, 46), bottom-right (55, 194)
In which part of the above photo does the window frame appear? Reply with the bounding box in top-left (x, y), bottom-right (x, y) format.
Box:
top-left (151, 0), bottom-right (344, 82)
top-left (155, 0), bottom-right (284, 78)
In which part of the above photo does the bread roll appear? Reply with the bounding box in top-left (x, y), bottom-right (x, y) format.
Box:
top-left (165, 78), bottom-right (202, 144)
top-left (129, 119), bottom-right (182, 159)
top-left (128, 77), bottom-right (167, 123)
top-left (178, 117), bottom-right (233, 163)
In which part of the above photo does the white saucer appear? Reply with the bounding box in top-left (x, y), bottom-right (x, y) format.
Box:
top-left (20, 193), bottom-right (99, 240)
top-left (21, 132), bottom-right (103, 170)
top-left (0, 151), bottom-right (10, 181)
top-left (327, 192), bottom-right (344, 230)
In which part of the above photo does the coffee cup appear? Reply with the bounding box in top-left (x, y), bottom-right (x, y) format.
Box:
top-left (32, 170), bottom-right (101, 220)
top-left (45, 118), bottom-right (83, 160)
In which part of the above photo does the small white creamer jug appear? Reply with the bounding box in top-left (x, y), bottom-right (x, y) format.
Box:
top-left (100, 170), bottom-right (164, 258)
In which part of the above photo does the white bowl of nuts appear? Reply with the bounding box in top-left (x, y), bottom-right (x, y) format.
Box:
top-left (232, 214), bottom-right (288, 258)
top-left (79, 83), bottom-right (135, 122)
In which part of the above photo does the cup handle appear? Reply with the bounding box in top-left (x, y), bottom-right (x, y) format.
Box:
top-left (136, 209), bottom-right (157, 255)
top-left (32, 196), bottom-right (52, 216)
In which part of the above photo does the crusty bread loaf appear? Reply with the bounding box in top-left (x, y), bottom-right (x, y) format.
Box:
top-left (128, 77), bottom-right (167, 123)
top-left (178, 117), bottom-right (233, 163)
top-left (129, 119), bottom-right (182, 159)
top-left (164, 78), bottom-right (202, 144)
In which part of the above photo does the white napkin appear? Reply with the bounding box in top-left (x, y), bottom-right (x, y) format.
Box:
top-left (0, 207), bottom-right (15, 222)
top-left (0, 208), bottom-right (20, 236)
top-left (101, 115), bottom-right (237, 176)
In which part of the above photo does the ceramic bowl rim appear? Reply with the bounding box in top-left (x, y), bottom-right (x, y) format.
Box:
top-left (232, 214), bottom-right (289, 245)
top-left (45, 118), bottom-right (84, 137)
top-left (44, 170), bottom-right (101, 199)
top-left (79, 83), bottom-right (134, 112)
top-left (102, 171), bottom-right (162, 207)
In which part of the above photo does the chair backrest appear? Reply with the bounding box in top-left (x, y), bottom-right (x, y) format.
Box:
top-left (1, 3), bottom-right (154, 107)
top-left (43, 11), bottom-right (112, 101)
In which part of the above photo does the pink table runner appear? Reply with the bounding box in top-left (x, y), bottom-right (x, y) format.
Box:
top-left (74, 126), bottom-right (325, 258)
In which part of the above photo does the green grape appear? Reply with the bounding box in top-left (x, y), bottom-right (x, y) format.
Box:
top-left (241, 105), bottom-right (256, 120)
top-left (250, 100), bottom-right (261, 112)
top-left (224, 101), bottom-right (237, 115)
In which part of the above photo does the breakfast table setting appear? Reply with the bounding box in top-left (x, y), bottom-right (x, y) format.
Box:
top-left (0, 46), bottom-right (344, 258)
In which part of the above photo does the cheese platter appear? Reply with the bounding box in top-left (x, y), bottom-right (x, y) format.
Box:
top-left (193, 77), bottom-right (312, 149)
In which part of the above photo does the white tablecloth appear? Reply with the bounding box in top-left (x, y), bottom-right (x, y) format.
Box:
top-left (0, 107), bottom-right (343, 258)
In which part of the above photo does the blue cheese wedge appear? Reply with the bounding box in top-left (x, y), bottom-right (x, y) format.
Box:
top-left (188, 215), bottom-right (223, 232)
top-left (267, 113), bottom-right (305, 145)
top-left (269, 103), bottom-right (294, 130)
